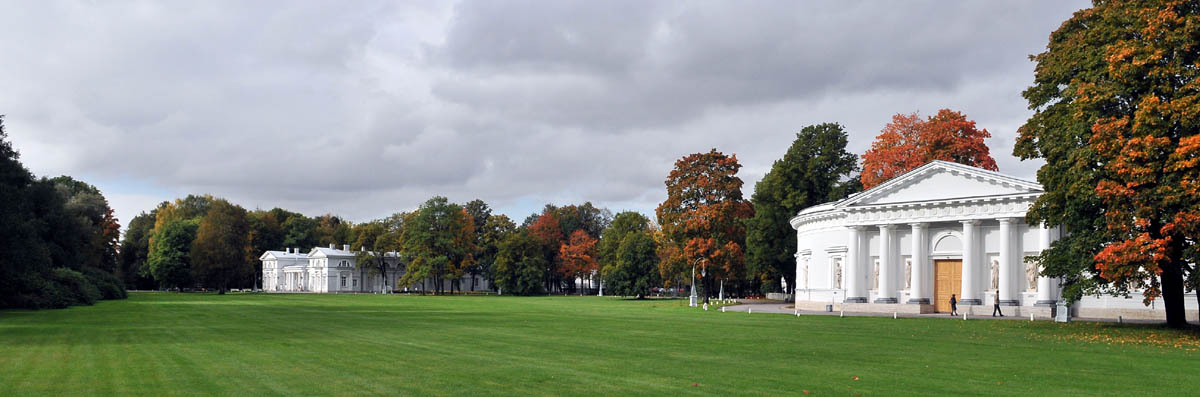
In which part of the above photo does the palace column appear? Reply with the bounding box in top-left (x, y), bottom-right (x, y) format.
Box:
top-left (845, 226), bottom-right (868, 303)
top-left (908, 223), bottom-right (929, 304)
top-left (1036, 224), bottom-right (1058, 306)
top-left (876, 224), bottom-right (897, 303)
top-left (960, 220), bottom-right (982, 305)
top-left (998, 218), bottom-right (1020, 306)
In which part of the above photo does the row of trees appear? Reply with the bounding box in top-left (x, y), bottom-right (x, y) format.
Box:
top-left (119, 195), bottom-right (361, 293)
top-left (0, 117), bottom-right (127, 309)
top-left (109, 104), bottom-right (1000, 301)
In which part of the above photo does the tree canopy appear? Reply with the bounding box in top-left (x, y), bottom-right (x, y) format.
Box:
top-left (398, 197), bottom-right (475, 294)
top-left (1015, 0), bottom-right (1200, 328)
top-left (861, 109), bottom-right (998, 189)
top-left (0, 116), bottom-right (127, 309)
top-left (191, 199), bottom-right (251, 293)
top-left (559, 230), bottom-right (599, 295)
top-left (745, 123), bottom-right (860, 294)
top-left (656, 149), bottom-right (754, 302)
top-left (493, 231), bottom-right (547, 296)
top-left (604, 231), bottom-right (659, 299)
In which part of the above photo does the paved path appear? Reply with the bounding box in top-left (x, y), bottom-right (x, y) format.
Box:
top-left (717, 302), bottom-right (1161, 324)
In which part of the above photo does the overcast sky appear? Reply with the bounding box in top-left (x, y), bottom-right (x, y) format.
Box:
top-left (1, 0), bottom-right (1090, 229)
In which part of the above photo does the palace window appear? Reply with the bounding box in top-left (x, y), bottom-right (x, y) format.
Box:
top-left (340, 274), bottom-right (347, 287)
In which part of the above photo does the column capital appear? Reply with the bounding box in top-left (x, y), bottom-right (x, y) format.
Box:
top-left (877, 224), bottom-right (893, 231)
top-left (847, 225), bottom-right (867, 231)
top-left (960, 219), bottom-right (982, 226)
top-left (997, 217), bottom-right (1021, 225)
top-left (908, 222), bottom-right (929, 228)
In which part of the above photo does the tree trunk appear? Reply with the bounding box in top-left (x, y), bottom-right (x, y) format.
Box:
top-left (1161, 263), bottom-right (1188, 328)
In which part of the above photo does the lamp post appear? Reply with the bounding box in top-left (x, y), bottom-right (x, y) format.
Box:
top-left (689, 263), bottom-right (697, 307)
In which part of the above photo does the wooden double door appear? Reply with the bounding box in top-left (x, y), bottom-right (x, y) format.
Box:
top-left (934, 260), bottom-right (962, 313)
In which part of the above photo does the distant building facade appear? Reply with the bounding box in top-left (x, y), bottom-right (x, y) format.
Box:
top-left (260, 244), bottom-right (488, 293)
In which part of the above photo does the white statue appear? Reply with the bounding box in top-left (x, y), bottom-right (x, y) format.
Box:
top-left (871, 261), bottom-right (879, 290)
top-left (803, 263), bottom-right (810, 290)
top-left (1026, 262), bottom-right (1038, 292)
top-left (904, 260), bottom-right (912, 290)
top-left (781, 277), bottom-right (788, 294)
top-left (834, 260), bottom-right (843, 289)
top-left (990, 260), bottom-right (1000, 290)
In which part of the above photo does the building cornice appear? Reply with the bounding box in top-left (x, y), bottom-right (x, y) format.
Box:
top-left (791, 193), bottom-right (1038, 231)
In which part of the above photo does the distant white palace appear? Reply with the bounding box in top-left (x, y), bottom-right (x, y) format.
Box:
top-left (260, 244), bottom-right (489, 293)
top-left (792, 161), bottom-right (1198, 321)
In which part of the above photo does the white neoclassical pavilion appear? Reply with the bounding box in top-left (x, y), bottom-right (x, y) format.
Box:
top-left (791, 161), bottom-right (1063, 316)
top-left (791, 161), bottom-right (1200, 320)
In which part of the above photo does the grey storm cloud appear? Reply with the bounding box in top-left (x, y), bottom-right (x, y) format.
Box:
top-left (0, 0), bottom-right (1089, 227)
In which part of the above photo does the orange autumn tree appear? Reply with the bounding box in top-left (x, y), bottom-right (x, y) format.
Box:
top-left (527, 209), bottom-right (564, 292)
top-left (1013, 0), bottom-right (1200, 328)
top-left (558, 230), bottom-right (598, 296)
top-left (656, 149), bottom-right (754, 304)
top-left (860, 109), bottom-right (998, 188)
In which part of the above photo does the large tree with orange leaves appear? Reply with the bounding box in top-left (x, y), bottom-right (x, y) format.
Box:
top-left (559, 230), bottom-right (598, 295)
top-left (1016, 0), bottom-right (1200, 328)
top-left (656, 149), bottom-right (754, 303)
top-left (860, 109), bottom-right (998, 189)
top-left (527, 209), bottom-right (564, 292)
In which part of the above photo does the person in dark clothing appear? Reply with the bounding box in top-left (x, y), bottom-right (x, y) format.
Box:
top-left (950, 294), bottom-right (958, 316)
top-left (992, 293), bottom-right (1004, 317)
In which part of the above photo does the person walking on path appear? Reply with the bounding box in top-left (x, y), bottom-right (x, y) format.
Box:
top-left (950, 294), bottom-right (958, 316)
top-left (992, 293), bottom-right (1004, 317)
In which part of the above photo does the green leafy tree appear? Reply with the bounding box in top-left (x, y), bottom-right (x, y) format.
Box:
top-left (281, 214), bottom-right (318, 250)
top-left (1015, 0), bottom-right (1200, 327)
top-left (463, 199), bottom-right (492, 289)
top-left (603, 232), bottom-right (659, 299)
top-left (598, 211), bottom-right (651, 293)
top-left (398, 197), bottom-right (475, 294)
top-left (476, 214), bottom-right (516, 291)
top-left (746, 123), bottom-right (860, 295)
top-left (148, 218), bottom-right (199, 289)
top-left (148, 195), bottom-right (213, 252)
top-left (48, 176), bottom-right (122, 274)
top-left (315, 214), bottom-right (353, 246)
top-left (493, 231), bottom-right (547, 296)
top-left (191, 199), bottom-right (251, 293)
top-left (353, 219), bottom-right (404, 293)
top-left (245, 209), bottom-right (285, 289)
top-left (0, 115), bottom-right (54, 307)
top-left (119, 210), bottom-right (159, 289)
top-left (604, 231), bottom-right (662, 299)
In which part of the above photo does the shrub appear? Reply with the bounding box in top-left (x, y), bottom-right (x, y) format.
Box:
top-left (49, 267), bottom-right (100, 307)
top-left (82, 267), bottom-right (128, 300)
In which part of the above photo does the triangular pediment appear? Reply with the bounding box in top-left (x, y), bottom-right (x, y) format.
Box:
top-left (838, 161), bottom-right (1041, 207)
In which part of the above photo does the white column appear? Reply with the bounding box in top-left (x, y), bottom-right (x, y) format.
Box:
top-left (960, 220), bottom-right (982, 305)
top-left (845, 226), bottom-right (867, 303)
top-left (876, 225), bottom-right (897, 303)
top-left (1036, 223), bottom-right (1057, 306)
top-left (908, 223), bottom-right (929, 304)
top-left (998, 218), bottom-right (1019, 306)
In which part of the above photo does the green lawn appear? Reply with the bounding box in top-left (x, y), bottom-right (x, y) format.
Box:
top-left (1, 293), bottom-right (1197, 395)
